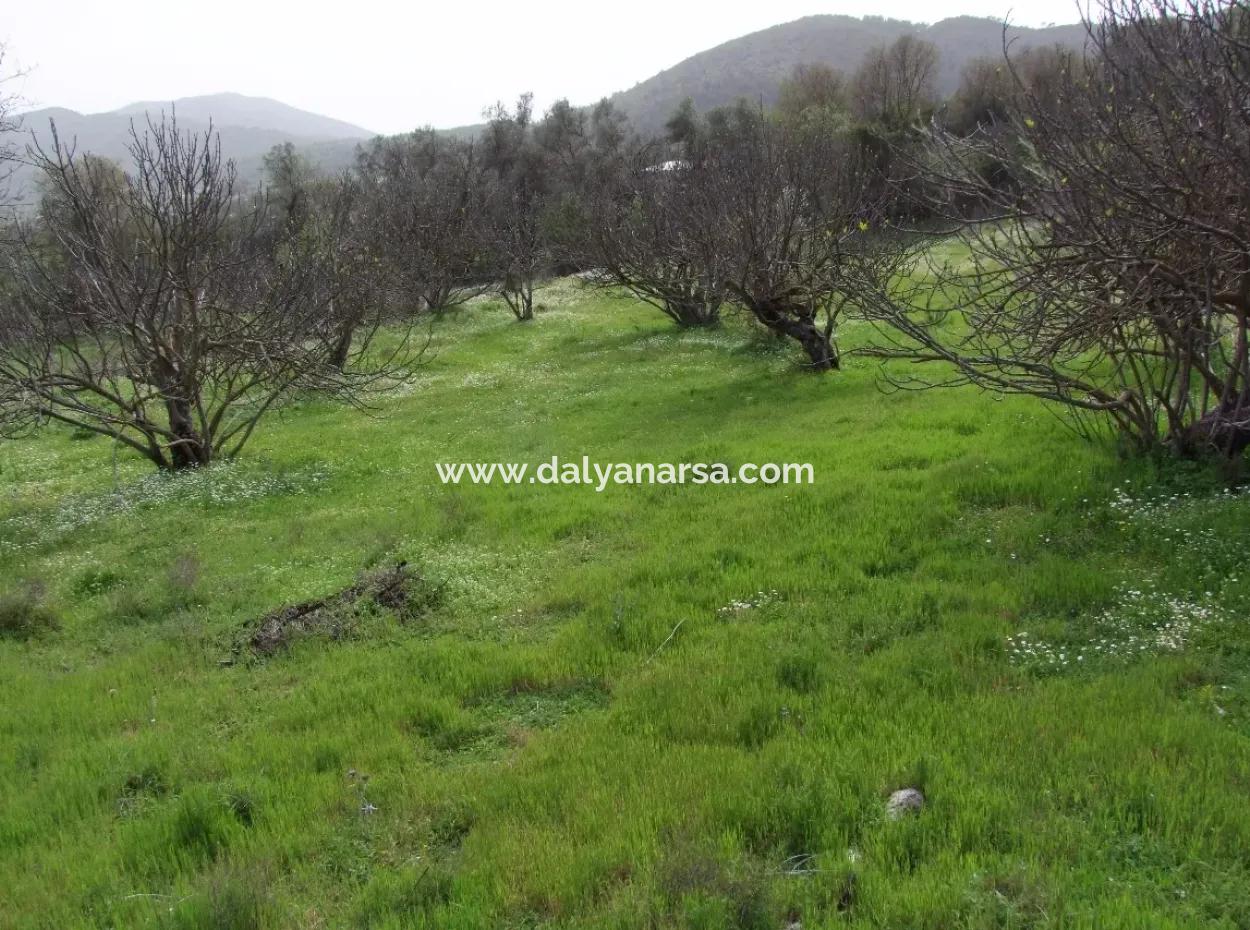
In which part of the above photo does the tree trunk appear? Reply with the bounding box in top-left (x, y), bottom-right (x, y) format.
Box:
top-left (424, 286), bottom-right (452, 313)
top-left (164, 395), bottom-right (210, 470)
top-left (329, 321), bottom-right (353, 371)
top-left (504, 275), bottom-right (534, 321)
top-left (667, 297), bottom-right (721, 327)
top-left (1184, 394), bottom-right (1250, 458)
top-left (795, 325), bottom-right (839, 371)
top-left (749, 300), bottom-right (839, 371)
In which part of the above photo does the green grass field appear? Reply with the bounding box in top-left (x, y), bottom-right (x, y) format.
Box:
top-left (3, 279), bottom-right (1250, 929)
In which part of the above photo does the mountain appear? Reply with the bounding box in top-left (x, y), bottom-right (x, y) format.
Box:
top-left (607, 14), bottom-right (1088, 133)
top-left (109, 92), bottom-right (374, 140)
top-left (5, 15), bottom-right (1087, 203)
top-left (8, 93), bottom-right (376, 204)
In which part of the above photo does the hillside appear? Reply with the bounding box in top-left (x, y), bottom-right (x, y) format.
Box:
top-left (109, 92), bottom-right (375, 140)
top-left (3, 277), bottom-right (1250, 926)
top-left (609, 15), bottom-right (1088, 133)
top-left (8, 93), bottom-right (375, 203)
top-left (3, 16), bottom-right (1087, 202)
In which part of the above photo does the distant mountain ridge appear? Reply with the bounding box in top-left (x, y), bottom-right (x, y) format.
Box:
top-left (8, 93), bottom-right (376, 204)
top-left (607, 14), bottom-right (1088, 133)
top-left (107, 93), bottom-right (375, 139)
top-left (6, 15), bottom-right (1087, 202)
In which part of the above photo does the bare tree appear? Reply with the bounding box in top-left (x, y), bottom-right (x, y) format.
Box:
top-left (777, 63), bottom-right (849, 123)
top-left (356, 129), bottom-right (491, 314)
top-left (482, 96), bottom-right (549, 322)
top-left (534, 97), bottom-right (633, 275)
top-left (869, 0), bottom-right (1250, 458)
top-left (296, 172), bottom-right (386, 371)
top-left (942, 46), bottom-right (1073, 137)
top-left (534, 98), bottom-right (591, 189)
top-left (262, 144), bottom-right (386, 370)
top-left (0, 116), bottom-right (417, 470)
top-left (579, 144), bottom-right (725, 327)
top-left (851, 35), bottom-right (940, 128)
top-left (688, 105), bottom-right (905, 369)
top-left (589, 99), bottom-right (629, 157)
top-left (0, 46), bottom-right (24, 212)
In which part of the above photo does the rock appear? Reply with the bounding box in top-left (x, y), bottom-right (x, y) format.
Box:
top-left (886, 787), bottom-right (925, 819)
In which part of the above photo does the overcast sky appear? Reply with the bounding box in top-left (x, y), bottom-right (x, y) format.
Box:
top-left (4, 0), bottom-right (1084, 135)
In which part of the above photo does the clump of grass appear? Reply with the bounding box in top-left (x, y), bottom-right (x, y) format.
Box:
top-left (162, 863), bottom-right (275, 930)
top-left (116, 765), bottom-right (169, 818)
top-left (223, 788), bottom-right (257, 828)
top-left (353, 861), bottom-right (455, 927)
top-left (658, 837), bottom-right (776, 930)
top-left (425, 799), bottom-right (476, 851)
top-left (0, 580), bottom-right (59, 641)
top-left (71, 568), bottom-right (125, 597)
top-left (410, 702), bottom-right (492, 755)
top-left (776, 652), bottom-right (822, 694)
top-left (168, 551), bottom-right (201, 595)
top-left (171, 794), bottom-right (233, 863)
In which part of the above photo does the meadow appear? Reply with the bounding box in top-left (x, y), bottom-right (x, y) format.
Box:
top-left (2, 278), bottom-right (1249, 929)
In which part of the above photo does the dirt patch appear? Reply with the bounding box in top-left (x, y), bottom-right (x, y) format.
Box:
top-left (243, 562), bottom-right (430, 657)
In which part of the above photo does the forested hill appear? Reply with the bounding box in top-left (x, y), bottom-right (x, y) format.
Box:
top-left (7, 16), bottom-right (1087, 198)
top-left (608, 14), bottom-right (1087, 133)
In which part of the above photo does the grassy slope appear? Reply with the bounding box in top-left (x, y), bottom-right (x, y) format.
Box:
top-left (2, 280), bottom-right (1250, 929)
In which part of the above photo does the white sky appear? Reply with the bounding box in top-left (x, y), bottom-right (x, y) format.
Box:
top-left (3, 0), bottom-right (1084, 135)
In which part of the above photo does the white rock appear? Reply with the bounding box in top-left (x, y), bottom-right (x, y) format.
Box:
top-left (886, 788), bottom-right (925, 819)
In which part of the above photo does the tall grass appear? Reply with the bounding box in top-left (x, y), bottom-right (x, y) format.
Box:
top-left (1, 280), bottom-right (1248, 928)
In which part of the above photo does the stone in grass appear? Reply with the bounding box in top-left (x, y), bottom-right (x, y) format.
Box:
top-left (886, 787), bottom-right (925, 819)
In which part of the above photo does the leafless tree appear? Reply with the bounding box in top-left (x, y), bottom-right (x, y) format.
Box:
top-left (534, 98), bottom-right (591, 189)
top-left (0, 46), bottom-right (24, 212)
top-left (356, 129), bottom-right (491, 314)
top-left (295, 172), bottom-right (386, 371)
top-left (851, 35), bottom-right (940, 128)
top-left (482, 96), bottom-right (550, 322)
top-left (688, 105), bottom-right (906, 369)
top-left (262, 144), bottom-right (386, 370)
top-left (575, 142), bottom-right (725, 327)
top-left (869, 0), bottom-right (1250, 458)
top-left (0, 116), bottom-right (418, 470)
top-left (777, 64), bottom-right (849, 124)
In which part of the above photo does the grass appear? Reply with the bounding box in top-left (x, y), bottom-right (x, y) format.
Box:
top-left (2, 278), bottom-right (1250, 928)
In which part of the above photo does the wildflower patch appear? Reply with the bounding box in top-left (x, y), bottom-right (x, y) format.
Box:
top-left (1007, 581), bottom-right (1229, 673)
top-left (0, 461), bottom-right (331, 554)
